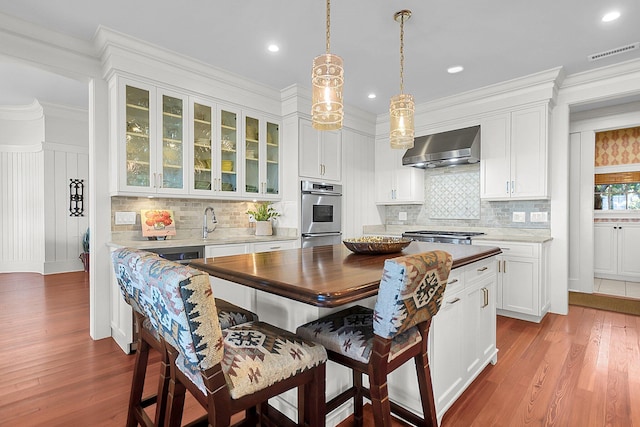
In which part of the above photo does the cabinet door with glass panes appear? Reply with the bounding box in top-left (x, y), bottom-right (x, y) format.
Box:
top-left (121, 81), bottom-right (156, 193)
top-left (218, 106), bottom-right (241, 195)
top-left (191, 101), bottom-right (241, 196)
top-left (243, 114), bottom-right (280, 198)
top-left (118, 80), bottom-right (187, 194)
top-left (157, 89), bottom-right (188, 194)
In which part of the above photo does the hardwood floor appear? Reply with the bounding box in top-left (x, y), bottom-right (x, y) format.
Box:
top-left (1, 271), bottom-right (638, 426)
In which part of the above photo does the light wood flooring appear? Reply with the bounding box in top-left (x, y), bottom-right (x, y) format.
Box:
top-left (1, 271), bottom-right (639, 426)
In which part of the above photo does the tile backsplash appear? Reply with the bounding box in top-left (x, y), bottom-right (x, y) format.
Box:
top-left (385, 164), bottom-right (551, 229)
top-left (111, 197), bottom-right (278, 239)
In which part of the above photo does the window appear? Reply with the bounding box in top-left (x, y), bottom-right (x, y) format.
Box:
top-left (594, 183), bottom-right (640, 210)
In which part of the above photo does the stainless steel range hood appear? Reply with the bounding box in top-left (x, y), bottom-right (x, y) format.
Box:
top-left (402, 125), bottom-right (480, 168)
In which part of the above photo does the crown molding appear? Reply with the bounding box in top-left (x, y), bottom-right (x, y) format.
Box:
top-left (0, 100), bottom-right (43, 120)
top-left (95, 26), bottom-right (282, 114)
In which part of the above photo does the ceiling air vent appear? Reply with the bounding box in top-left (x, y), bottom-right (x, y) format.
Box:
top-left (588, 42), bottom-right (639, 61)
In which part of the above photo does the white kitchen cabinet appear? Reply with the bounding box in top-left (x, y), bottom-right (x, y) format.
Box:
top-left (473, 240), bottom-right (549, 322)
top-left (205, 240), bottom-right (297, 313)
top-left (374, 137), bottom-right (424, 204)
top-left (299, 118), bottom-right (342, 182)
top-left (190, 100), bottom-right (243, 196)
top-left (480, 104), bottom-right (548, 200)
top-left (112, 78), bottom-right (189, 195)
top-left (387, 256), bottom-right (497, 423)
top-left (594, 222), bottom-right (640, 280)
top-left (243, 114), bottom-right (281, 198)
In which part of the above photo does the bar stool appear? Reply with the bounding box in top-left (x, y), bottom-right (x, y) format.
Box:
top-left (296, 250), bottom-right (453, 427)
top-left (112, 248), bottom-right (260, 427)
top-left (135, 252), bottom-right (328, 427)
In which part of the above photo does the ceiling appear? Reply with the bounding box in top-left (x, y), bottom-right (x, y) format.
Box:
top-left (0, 0), bottom-right (639, 114)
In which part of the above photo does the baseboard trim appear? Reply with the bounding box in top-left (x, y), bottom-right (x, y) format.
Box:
top-left (569, 291), bottom-right (640, 316)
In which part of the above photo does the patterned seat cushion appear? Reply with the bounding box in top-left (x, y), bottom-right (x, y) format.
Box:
top-left (177, 321), bottom-right (327, 399)
top-left (297, 251), bottom-right (453, 364)
top-left (296, 305), bottom-right (421, 364)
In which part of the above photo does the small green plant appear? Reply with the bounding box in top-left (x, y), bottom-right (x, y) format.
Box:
top-left (247, 203), bottom-right (280, 221)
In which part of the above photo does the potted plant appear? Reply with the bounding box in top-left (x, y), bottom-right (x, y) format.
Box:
top-left (247, 203), bottom-right (280, 236)
top-left (79, 228), bottom-right (90, 272)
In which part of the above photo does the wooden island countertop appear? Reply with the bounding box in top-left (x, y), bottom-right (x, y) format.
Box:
top-left (190, 241), bottom-right (501, 307)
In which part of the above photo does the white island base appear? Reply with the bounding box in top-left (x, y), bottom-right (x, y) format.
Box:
top-left (211, 254), bottom-right (499, 426)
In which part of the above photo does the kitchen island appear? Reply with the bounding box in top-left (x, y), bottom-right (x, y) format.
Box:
top-left (191, 242), bottom-right (501, 425)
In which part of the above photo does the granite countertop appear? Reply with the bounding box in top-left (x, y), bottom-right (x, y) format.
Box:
top-left (362, 225), bottom-right (552, 244)
top-left (108, 229), bottom-right (298, 249)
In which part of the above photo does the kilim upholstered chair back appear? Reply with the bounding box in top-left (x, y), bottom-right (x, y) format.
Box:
top-left (111, 247), bottom-right (259, 427)
top-left (296, 250), bottom-right (453, 427)
top-left (373, 250), bottom-right (452, 339)
top-left (133, 248), bottom-right (327, 427)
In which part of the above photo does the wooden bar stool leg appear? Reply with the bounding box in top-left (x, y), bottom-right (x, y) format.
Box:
top-left (415, 351), bottom-right (438, 427)
top-left (127, 337), bottom-right (150, 427)
top-left (353, 371), bottom-right (364, 427)
top-left (154, 348), bottom-right (170, 427)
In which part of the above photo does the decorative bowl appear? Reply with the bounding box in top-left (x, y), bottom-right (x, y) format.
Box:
top-left (342, 236), bottom-right (411, 254)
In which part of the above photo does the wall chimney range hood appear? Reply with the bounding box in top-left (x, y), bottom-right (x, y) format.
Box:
top-left (402, 125), bottom-right (480, 168)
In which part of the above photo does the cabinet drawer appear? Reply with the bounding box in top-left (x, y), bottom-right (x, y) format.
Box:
top-left (475, 240), bottom-right (538, 258)
top-left (443, 269), bottom-right (464, 296)
top-left (464, 257), bottom-right (496, 284)
top-left (253, 240), bottom-right (297, 253)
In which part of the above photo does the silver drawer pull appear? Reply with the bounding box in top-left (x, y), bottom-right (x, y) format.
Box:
top-left (447, 297), bottom-right (461, 305)
top-left (477, 266), bottom-right (488, 272)
top-left (270, 246), bottom-right (281, 250)
top-left (447, 278), bottom-right (459, 284)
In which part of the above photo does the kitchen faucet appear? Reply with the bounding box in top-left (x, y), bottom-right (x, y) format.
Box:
top-left (203, 206), bottom-right (217, 239)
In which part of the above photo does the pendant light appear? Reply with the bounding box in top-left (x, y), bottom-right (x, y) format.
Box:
top-left (311, 0), bottom-right (344, 130)
top-left (389, 10), bottom-right (415, 149)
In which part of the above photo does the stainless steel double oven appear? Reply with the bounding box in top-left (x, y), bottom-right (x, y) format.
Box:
top-left (301, 180), bottom-right (342, 248)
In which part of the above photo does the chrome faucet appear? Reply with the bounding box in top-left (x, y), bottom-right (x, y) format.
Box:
top-left (203, 206), bottom-right (218, 239)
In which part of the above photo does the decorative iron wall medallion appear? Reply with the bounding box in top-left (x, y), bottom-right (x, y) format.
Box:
top-left (69, 178), bottom-right (84, 217)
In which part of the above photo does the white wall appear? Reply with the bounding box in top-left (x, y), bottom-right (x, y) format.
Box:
top-left (0, 102), bottom-right (45, 272)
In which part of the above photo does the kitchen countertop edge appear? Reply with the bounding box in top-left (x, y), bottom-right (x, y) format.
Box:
top-left (108, 235), bottom-right (298, 250)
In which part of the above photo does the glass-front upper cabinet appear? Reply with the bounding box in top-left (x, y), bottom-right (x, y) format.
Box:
top-left (219, 108), bottom-right (240, 194)
top-left (245, 115), bottom-right (261, 196)
top-left (191, 102), bottom-right (241, 196)
top-left (265, 121), bottom-right (280, 196)
top-left (159, 92), bottom-right (187, 192)
top-left (117, 79), bottom-right (187, 195)
top-left (192, 101), bottom-right (214, 193)
top-left (124, 85), bottom-right (153, 189)
top-left (243, 114), bottom-right (280, 198)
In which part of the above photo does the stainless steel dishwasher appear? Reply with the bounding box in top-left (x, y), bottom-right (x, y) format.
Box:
top-left (147, 245), bottom-right (205, 265)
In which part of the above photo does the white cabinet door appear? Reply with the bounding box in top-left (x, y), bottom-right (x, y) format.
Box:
top-left (502, 256), bottom-right (538, 316)
top-left (616, 224), bottom-right (640, 278)
top-left (299, 119), bottom-right (342, 182)
top-left (480, 113), bottom-right (511, 199)
top-left (480, 105), bottom-right (548, 200)
top-left (430, 287), bottom-right (464, 412)
top-left (243, 114), bottom-right (281, 198)
top-left (594, 223), bottom-right (617, 276)
top-left (205, 243), bottom-right (249, 258)
top-left (374, 138), bottom-right (424, 204)
top-left (510, 105), bottom-right (547, 199)
top-left (464, 274), bottom-right (497, 379)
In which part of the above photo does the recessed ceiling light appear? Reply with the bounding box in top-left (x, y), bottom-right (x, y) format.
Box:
top-left (447, 65), bottom-right (464, 74)
top-left (602, 11), bottom-right (620, 22)
top-left (368, 93), bottom-right (377, 99)
top-left (267, 44), bottom-right (280, 53)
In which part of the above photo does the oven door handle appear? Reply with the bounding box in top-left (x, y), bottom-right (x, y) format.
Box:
top-left (302, 232), bottom-right (342, 237)
top-left (302, 191), bottom-right (342, 196)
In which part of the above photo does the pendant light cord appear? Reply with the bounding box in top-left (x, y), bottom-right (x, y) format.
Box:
top-left (399, 13), bottom-right (405, 94)
top-left (326, 0), bottom-right (331, 54)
